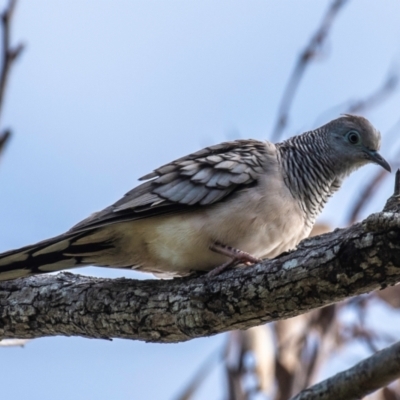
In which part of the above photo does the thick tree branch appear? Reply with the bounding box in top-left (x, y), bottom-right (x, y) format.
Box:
top-left (291, 341), bottom-right (400, 400)
top-left (0, 171), bottom-right (399, 343)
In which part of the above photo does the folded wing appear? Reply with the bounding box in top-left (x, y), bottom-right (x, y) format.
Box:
top-left (70, 139), bottom-right (270, 232)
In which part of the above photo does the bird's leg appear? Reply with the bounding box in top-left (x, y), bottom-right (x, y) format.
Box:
top-left (207, 241), bottom-right (261, 277)
top-left (209, 241), bottom-right (261, 264)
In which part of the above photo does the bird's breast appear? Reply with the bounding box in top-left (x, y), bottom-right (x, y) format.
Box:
top-left (112, 180), bottom-right (310, 277)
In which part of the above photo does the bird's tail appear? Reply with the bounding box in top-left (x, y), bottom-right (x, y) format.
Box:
top-left (0, 230), bottom-right (114, 281)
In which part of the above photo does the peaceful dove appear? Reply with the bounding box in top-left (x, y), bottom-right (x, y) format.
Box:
top-left (0, 115), bottom-right (390, 280)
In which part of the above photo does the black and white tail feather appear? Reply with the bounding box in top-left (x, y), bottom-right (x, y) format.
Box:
top-left (0, 231), bottom-right (114, 281)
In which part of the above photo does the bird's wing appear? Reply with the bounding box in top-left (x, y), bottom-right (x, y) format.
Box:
top-left (70, 139), bottom-right (271, 232)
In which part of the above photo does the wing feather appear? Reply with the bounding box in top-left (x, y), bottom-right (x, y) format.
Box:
top-left (180, 185), bottom-right (210, 205)
top-left (191, 167), bottom-right (214, 184)
top-left (200, 188), bottom-right (231, 205)
top-left (70, 139), bottom-right (275, 232)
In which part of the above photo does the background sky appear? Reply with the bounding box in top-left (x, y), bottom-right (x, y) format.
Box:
top-left (0, 1), bottom-right (400, 399)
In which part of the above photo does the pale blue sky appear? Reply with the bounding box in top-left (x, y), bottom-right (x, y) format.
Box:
top-left (0, 1), bottom-right (400, 399)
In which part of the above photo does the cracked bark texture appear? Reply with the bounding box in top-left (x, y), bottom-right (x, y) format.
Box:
top-left (0, 177), bottom-right (399, 343)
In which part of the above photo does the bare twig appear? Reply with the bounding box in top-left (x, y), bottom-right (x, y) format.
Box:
top-left (271, 0), bottom-right (349, 141)
top-left (0, 128), bottom-right (10, 156)
top-left (174, 350), bottom-right (221, 400)
top-left (291, 341), bottom-right (400, 400)
top-left (386, 117), bottom-right (400, 152)
top-left (302, 306), bottom-right (338, 388)
top-left (345, 71), bottom-right (399, 114)
top-left (315, 67), bottom-right (400, 129)
top-left (0, 0), bottom-right (23, 118)
top-left (0, 0), bottom-right (24, 159)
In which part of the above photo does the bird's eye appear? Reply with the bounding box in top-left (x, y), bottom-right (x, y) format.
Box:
top-left (346, 130), bottom-right (360, 145)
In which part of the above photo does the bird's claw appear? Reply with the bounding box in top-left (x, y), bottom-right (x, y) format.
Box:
top-left (207, 241), bottom-right (261, 277)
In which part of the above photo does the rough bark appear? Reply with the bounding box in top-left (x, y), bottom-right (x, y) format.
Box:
top-left (0, 174), bottom-right (399, 343)
top-left (291, 341), bottom-right (400, 400)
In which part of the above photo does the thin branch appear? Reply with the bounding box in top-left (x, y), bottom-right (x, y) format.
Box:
top-left (314, 66), bottom-right (400, 129)
top-left (0, 0), bottom-right (23, 121)
top-left (386, 117), bottom-right (400, 153)
top-left (291, 341), bottom-right (400, 400)
top-left (345, 71), bottom-right (399, 114)
top-left (174, 350), bottom-right (221, 400)
top-left (0, 0), bottom-right (24, 160)
top-left (271, 0), bottom-right (349, 141)
top-left (0, 128), bottom-right (10, 156)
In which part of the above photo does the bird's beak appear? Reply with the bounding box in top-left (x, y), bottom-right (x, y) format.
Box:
top-left (366, 150), bottom-right (391, 172)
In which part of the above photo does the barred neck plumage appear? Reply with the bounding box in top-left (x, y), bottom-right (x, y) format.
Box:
top-left (276, 128), bottom-right (339, 228)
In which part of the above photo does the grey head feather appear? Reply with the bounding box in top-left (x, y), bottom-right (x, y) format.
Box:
top-left (340, 114), bottom-right (381, 150)
top-left (322, 114), bottom-right (389, 175)
top-left (276, 114), bottom-right (389, 227)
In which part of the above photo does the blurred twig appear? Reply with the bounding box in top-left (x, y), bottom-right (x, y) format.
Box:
top-left (345, 71), bottom-right (399, 114)
top-left (174, 350), bottom-right (221, 400)
top-left (271, 0), bottom-right (349, 141)
top-left (0, 128), bottom-right (9, 155)
top-left (0, 0), bottom-right (24, 160)
top-left (315, 67), bottom-right (400, 127)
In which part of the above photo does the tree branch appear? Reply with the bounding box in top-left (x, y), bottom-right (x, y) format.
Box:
top-left (0, 171), bottom-right (399, 343)
top-left (291, 341), bottom-right (400, 400)
top-left (0, 0), bottom-right (24, 116)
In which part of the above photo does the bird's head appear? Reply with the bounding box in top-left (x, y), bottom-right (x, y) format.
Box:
top-left (326, 114), bottom-right (390, 175)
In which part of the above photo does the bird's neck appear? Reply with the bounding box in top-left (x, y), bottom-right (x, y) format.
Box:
top-left (276, 129), bottom-right (339, 228)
